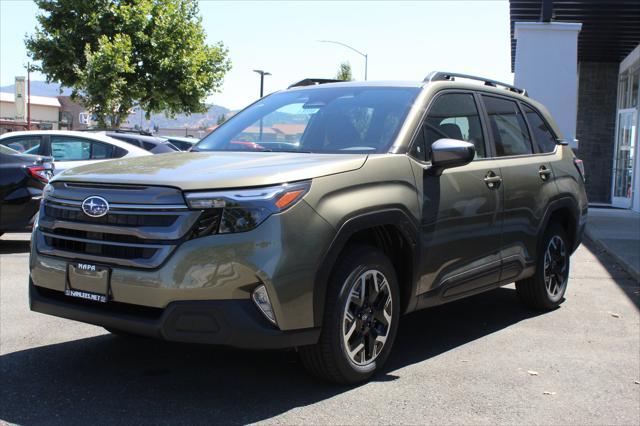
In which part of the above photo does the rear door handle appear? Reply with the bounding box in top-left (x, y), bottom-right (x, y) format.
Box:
top-left (539, 165), bottom-right (552, 181)
top-left (484, 171), bottom-right (502, 189)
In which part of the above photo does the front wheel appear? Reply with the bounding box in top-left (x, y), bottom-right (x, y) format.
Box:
top-left (516, 223), bottom-right (570, 310)
top-left (299, 246), bottom-right (400, 384)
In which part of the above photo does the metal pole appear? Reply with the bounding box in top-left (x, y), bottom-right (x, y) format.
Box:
top-left (27, 63), bottom-right (31, 130)
top-left (317, 40), bottom-right (368, 80)
top-left (253, 70), bottom-right (271, 143)
top-left (364, 54), bottom-right (368, 81)
top-left (259, 73), bottom-right (264, 98)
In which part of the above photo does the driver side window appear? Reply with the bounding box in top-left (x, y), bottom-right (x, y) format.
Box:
top-left (411, 93), bottom-right (485, 162)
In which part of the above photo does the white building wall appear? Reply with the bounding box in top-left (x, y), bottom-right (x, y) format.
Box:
top-left (514, 22), bottom-right (582, 148)
top-left (0, 100), bottom-right (15, 120)
top-left (0, 93), bottom-right (60, 129)
top-left (30, 104), bottom-right (59, 128)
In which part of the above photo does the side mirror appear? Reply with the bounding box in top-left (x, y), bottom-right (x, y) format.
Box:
top-left (429, 138), bottom-right (475, 175)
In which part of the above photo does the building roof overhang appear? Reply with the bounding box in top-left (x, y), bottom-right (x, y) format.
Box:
top-left (510, 0), bottom-right (640, 70)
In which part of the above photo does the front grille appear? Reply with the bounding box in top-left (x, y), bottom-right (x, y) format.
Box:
top-left (45, 205), bottom-right (178, 227)
top-left (44, 235), bottom-right (158, 259)
top-left (37, 183), bottom-right (201, 268)
top-left (42, 227), bottom-right (155, 245)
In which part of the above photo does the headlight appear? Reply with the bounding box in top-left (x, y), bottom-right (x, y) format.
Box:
top-left (184, 180), bottom-right (311, 235)
top-left (42, 183), bottom-right (54, 200)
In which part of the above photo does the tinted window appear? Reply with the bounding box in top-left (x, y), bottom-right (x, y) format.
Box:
top-left (523, 104), bottom-right (557, 153)
top-left (114, 146), bottom-right (128, 158)
top-left (411, 93), bottom-right (485, 161)
top-left (0, 144), bottom-right (20, 155)
top-left (51, 137), bottom-right (90, 161)
top-left (1, 136), bottom-right (41, 153)
top-left (170, 140), bottom-right (193, 151)
top-left (143, 141), bottom-right (157, 151)
top-left (483, 95), bottom-right (533, 156)
top-left (92, 142), bottom-right (114, 159)
top-left (110, 134), bottom-right (143, 148)
top-left (196, 87), bottom-right (420, 154)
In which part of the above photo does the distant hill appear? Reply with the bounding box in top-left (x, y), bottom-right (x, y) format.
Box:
top-left (0, 81), bottom-right (73, 97)
top-left (125, 105), bottom-right (230, 130)
top-left (0, 80), bottom-right (230, 128)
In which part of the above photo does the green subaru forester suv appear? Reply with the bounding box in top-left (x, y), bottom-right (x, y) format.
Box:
top-left (29, 72), bottom-right (587, 384)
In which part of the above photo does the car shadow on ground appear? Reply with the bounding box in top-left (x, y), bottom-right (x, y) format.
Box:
top-left (581, 237), bottom-right (640, 309)
top-left (0, 287), bottom-right (545, 425)
top-left (0, 238), bottom-right (30, 255)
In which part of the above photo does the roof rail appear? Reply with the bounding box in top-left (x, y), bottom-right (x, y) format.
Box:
top-left (288, 78), bottom-right (344, 89)
top-left (81, 127), bottom-right (154, 136)
top-left (424, 71), bottom-right (527, 96)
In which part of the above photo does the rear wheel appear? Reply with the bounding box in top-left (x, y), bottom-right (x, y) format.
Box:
top-left (299, 246), bottom-right (400, 384)
top-left (516, 223), bottom-right (570, 310)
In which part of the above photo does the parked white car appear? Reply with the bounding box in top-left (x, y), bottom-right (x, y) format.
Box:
top-left (0, 130), bottom-right (151, 174)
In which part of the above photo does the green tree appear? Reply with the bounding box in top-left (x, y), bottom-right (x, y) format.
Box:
top-left (26, 0), bottom-right (231, 127)
top-left (216, 113), bottom-right (226, 125)
top-left (336, 61), bottom-right (353, 81)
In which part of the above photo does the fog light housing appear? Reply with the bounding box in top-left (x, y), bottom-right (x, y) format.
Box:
top-left (252, 285), bottom-right (276, 325)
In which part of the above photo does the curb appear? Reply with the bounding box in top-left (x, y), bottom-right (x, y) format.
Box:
top-left (584, 229), bottom-right (640, 283)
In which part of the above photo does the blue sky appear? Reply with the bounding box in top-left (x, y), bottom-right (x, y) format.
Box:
top-left (0, 0), bottom-right (513, 109)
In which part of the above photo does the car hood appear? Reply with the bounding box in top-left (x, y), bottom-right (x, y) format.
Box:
top-left (54, 151), bottom-right (368, 190)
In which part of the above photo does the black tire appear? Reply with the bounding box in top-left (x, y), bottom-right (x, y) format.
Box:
top-left (516, 222), bottom-right (570, 310)
top-left (299, 245), bottom-right (400, 384)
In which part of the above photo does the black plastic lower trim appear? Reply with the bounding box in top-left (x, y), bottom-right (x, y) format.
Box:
top-left (29, 280), bottom-right (320, 349)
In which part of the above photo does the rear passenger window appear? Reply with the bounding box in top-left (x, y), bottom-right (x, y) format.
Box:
top-left (482, 95), bottom-right (533, 157)
top-left (1, 136), bottom-right (41, 153)
top-left (51, 137), bottom-right (91, 161)
top-left (411, 93), bottom-right (485, 161)
top-left (523, 104), bottom-right (557, 153)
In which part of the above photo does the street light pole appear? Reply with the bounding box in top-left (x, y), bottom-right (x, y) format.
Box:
top-left (253, 69), bottom-right (271, 98)
top-left (27, 62), bottom-right (32, 130)
top-left (318, 40), bottom-right (368, 81)
top-left (253, 69), bottom-right (271, 143)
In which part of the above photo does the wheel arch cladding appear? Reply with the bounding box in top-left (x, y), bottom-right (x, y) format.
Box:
top-left (540, 197), bottom-right (580, 254)
top-left (312, 208), bottom-right (420, 327)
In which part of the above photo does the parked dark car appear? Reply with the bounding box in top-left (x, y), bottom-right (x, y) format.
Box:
top-left (102, 131), bottom-right (180, 154)
top-left (0, 145), bottom-right (53, 235)
top-left (162, 136), bottom-right (200, 151)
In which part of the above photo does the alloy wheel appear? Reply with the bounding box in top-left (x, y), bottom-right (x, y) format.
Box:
top-left (342, 269), bottom-right (393, 366)
top-left (544, 235), bottom-right (567, 302)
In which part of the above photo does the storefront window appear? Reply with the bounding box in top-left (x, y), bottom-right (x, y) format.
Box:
top-left (618, 73), bottom-right (629, 109)
top-left (631, 68), bottom-right (639, 108)
top-left (614, 57), bottom-right (640, 211)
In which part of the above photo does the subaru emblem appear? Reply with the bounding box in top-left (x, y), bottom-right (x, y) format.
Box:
top-left (81, 196), bottom-right (109, 217)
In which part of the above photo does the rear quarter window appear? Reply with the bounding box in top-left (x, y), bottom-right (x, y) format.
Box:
top-left (522, 104), bottom-right (558, 153)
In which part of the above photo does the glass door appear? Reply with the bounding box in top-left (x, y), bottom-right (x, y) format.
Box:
top-left (612, 109), bottom-right (637, 208)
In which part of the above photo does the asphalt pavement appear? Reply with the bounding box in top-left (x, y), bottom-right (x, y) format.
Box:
top-left (1, 233), bottom-right (639, 425)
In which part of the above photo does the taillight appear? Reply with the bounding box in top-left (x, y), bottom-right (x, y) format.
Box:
top-left (574, 158), bottom-right (585, 182)
top-left (26, 165), bottom-right (53, 183)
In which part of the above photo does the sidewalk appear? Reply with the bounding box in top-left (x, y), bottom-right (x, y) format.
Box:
top-left (585, 207), bottom-right (640, 282)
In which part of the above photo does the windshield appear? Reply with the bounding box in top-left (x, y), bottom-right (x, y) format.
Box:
top-left (196, 86), bottom-right (420, 154)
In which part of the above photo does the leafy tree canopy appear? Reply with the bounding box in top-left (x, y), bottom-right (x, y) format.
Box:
top-left (336, 61), bottom-right (353, 81)
top-left (26, 0), bottom-right (231, 127)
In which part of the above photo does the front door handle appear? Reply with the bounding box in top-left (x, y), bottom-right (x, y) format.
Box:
top-left (484, 171), bottom-right (502, 189)
top-left (539, 165), bottom-right (552, 181)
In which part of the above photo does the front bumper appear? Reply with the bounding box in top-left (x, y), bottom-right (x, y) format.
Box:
top-left (30, 200), bottom-right (335, 331)
top-left (29, 280), bottom-right (320, 349)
